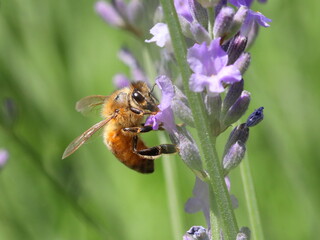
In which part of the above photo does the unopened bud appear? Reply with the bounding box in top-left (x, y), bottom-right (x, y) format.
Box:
top-left (246, 107), bottom-right (264, 127)
top-left (223, 91), bottom-right (251, 126)
top-left (190, 23), bottom-right (211, 44)
top-left (172, 86), bottom-right (194, 127)
top-left (227, 34), bottom-right (248, 65)
top-left (184, 226), bottom-right (210, 240)
top-left (227, 6), bottom-right (248, 39)
top-left (169, 125), bottom-right (204, 177)
top-left (246, 21), bottom-right (259, 49)
top-left (234, 53), bottom-right (251, 74)
top-left (204, 93), bottom-right (221, 135)
top-left (213, 6), bottom-right (235, 39)
top-left (222, 79), bottom-right (244, 114)
top-left (223, 123), bottom-right (249, 157)
top-left (189, 0), bottom-right (208, 28)
top-left (223, 141), bottom-right (246, 174)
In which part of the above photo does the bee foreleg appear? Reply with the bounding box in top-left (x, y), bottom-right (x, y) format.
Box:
top-left (123, 125), bottom-right (154, 133)
top-left (132, 136), bottom-right (178, 159)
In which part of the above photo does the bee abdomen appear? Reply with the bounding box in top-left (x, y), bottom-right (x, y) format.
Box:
top-left (104, 130), bottom-right (154, 173)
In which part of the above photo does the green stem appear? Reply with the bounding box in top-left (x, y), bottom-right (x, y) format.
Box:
top-left (207, 7), bottom-right (215, 39)
top-left (240, 154), bottom-right (265, 240)
top-left (159, 0), bottom-right (238, 239)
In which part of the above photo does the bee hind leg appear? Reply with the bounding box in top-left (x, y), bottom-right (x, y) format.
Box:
top-left (132, 136), bottom-right (178, 159)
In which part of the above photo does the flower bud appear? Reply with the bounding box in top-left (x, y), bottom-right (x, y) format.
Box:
top-left (223, 123), bottom-right (249, 157)
top-left (223, 141), bottom-right (246, 174)
top-left (204, 93), bottom-right (222, 135)
top-left (172, 86), bottom-right (194, 127)
top-left (188, 0), bottom-right (208, 28)
top-left (184, 226), bottom-right (210, 240)
top-left (226, 6), bottom-right (248, 39)
top-left (227, 34), bottom-right (248, 65)
top-left (223, 90), bottom-right (251, 126)
top-left (213, 6), bottom-right (235, 39)
top-left (246, 21), bottom-right (259, 49)
top-left (169, 125), bottom-right (204, 175)
top-left (190, 23), bottom-right (211, 44)
top-left (246, 107), bottom-right (264, 127)
top-left (222, 79), bottom-right (244, 114)
top-left (234, 52), bottom-right (251, 75)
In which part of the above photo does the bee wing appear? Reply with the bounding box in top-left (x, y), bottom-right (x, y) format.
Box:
top-left (62, 114), bottom-right (116, 159)
top-left (75, 95), bottom-right (108, 115)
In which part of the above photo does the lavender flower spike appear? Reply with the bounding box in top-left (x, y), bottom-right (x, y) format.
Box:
top-left (187, 38), bottom-right (242, 93)
top-left (145, 76), bottom-right (176, 133)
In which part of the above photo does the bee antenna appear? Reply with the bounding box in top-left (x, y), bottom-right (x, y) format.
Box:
top-left (150, 83), bottom-right (157, 93)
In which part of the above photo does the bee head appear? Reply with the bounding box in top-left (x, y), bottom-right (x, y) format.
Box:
top-left (130, 81), bottom-right (159, 114)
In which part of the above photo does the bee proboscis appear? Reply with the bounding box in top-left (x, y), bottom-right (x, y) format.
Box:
top-left (62, 81), bottom-right (177, 173)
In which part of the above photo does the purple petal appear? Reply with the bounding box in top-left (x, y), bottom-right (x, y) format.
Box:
top-left (156, 75), bottom-right (174, 109)
top-left (187, 42), bottom-right (211, 75)
top-left (145, 23), bottom-right (170, 48)
top-left (241, 9), bottom-right (271, 35)
top-left (216, 64), bottom-right (242, 85)
top-left (251, 10), bottom-right (272, 27)
top-left (145, 76), bottom-right (176, 133)
top-left (95, 1), bottom-right (124, 27)
top-left (187, 38), bottom-right (228, 76)
top-left (189, 74), bottom-right (211, 92)
top-left (208, 38), bottom-right (228, 74)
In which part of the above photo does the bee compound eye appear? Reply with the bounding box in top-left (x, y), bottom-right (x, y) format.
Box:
top-left (132, 91), bottom-right (144, 103)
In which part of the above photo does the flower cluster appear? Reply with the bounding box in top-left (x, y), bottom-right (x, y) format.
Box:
top-left (96, 0), bottom-right (269, 239)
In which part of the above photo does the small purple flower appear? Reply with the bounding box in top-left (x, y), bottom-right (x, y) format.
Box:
top-left (145, 23), bottom-right (171, 48)
top-left (0, 149), bottom-right (9, 168)
top-left (185, 176), bottom-right (231, 227)
top-left (145, 76), bottom-right (176, 133)
top-left (187, 38), bottom-right (242, 93)
top-left (229, 0), bottom-right (271, 35)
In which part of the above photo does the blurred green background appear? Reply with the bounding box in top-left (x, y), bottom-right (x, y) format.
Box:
top-left (1, 0), bottom-right (320, 239)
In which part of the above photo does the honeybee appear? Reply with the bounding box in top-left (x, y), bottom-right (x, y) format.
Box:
top-left (62, 81), bottom-right (177, 173)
